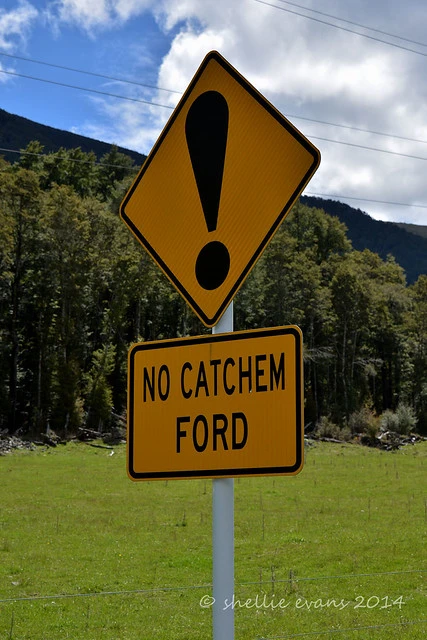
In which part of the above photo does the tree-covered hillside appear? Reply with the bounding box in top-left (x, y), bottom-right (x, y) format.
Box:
top-left (396, 222), bottom-right (427, 239)
top-left (301, 195), bottom-right (427, 285)
top-left (0, 107), bottom-right (146, 166)
top-left (1, 144), bottom-right (426, 437)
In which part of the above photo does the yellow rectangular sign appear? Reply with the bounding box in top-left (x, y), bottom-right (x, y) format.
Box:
top-left (127, 326), bottom-right (303, 480)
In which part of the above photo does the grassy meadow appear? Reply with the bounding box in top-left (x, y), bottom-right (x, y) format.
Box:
top-left (0, 440), bottom-right (426, 639)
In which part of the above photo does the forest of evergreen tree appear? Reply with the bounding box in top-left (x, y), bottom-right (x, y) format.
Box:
top-left (1, 143), bottom-right (426, 437)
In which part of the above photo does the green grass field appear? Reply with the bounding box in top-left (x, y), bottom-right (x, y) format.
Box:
top-left (0, 440), bottom-right (426, 639)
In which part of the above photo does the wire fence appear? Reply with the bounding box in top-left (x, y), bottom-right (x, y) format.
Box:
top-left (1, 567), bottom-right (425, 603)
top-left (1, 567), bottom-right (425, 638)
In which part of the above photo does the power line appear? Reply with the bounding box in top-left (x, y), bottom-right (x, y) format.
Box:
top-left (287, 114), bottom-right (427, 146)
top-left (275, 0), bottom-right (427, 49)
top-left (0, 50), bottom-right (181, 95)
top-left (2, 146), bottom-right (427, 210)
top-left (0, 146), bottom-right (142, 170)
top-left (4, 63), bottom-right (427, 165)
top-left (3, 68), bottom-right (427, 163)
top-left (253, 0), bottom-right (427, 58)
top-left (310, 135), bottom-right (427, 162)
top-left (2, 61), bottom-right (427, 149)
top-left (0, 68), bottom-right (175, 110)
top-left (304, 192), bottom-right (427, 210)
top-left (5, 3), bottom-right (424, 90)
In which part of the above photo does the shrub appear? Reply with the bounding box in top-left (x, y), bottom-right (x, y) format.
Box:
top-left (379, 405), bottom-right (417, 435)
top-left (379, 409), bottom-right (399, 433)
top-left (348, 407), bottom-right (377, 436)
top-left (395, 403), bottom-right (417, 435)
top-left (316, 416), bottom-right (341, 439)
top-left (339, 426), bottom-right (353, 442)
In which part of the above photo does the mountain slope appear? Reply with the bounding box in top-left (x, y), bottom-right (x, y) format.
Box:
top-left (300, 196), bottom-right (427, 284)
top-left (396, 222), bottom-right (427, 239)
top-left (0, 108), bottom-right (146, 167)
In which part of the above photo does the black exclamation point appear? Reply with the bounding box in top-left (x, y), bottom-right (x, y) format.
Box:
top-left (186, 91), bottom-right (230, 290)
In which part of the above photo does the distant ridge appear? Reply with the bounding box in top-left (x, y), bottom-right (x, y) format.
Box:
top-left (0, 108), bottom-right (146, 167)
top-left (301, 196), bottom-right (427, 284)
top-left (396, 222), bottom-right (427, 240)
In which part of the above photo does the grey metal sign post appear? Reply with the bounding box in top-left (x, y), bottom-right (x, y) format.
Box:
top-left (212, 301), bottom-right (234, 639)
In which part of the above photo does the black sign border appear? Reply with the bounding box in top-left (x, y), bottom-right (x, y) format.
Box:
top-left (120, 51), bottom-right (320, 327)
top-left (128, 326), bottom-right (303, 480)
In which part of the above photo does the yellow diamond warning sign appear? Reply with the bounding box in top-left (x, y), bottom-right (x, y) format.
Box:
top-left (120, 51), bottom-right (320, 327)
top-left (127, 326), bottom-right (303, 481)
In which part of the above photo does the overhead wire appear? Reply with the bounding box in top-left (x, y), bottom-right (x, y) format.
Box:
top-left (304, 192), bottom-right (427, 210)
top-left (286, 114), bottom-right (427, 146)
top-left (0, 146), bottom-right (142, 170)
top-left (0, 50), bottom-right (181, 95)
top-left (2, 51), bottom-right (427, 146)
top-left (1, 0), bottom-right (426, 95)
top-left (2, 32), bottom-right (427, 149)
top-left (275, 0), bottom-right (427, 49)
top-left (309, 135), bottom-right (427, 162)
top-left (2, 145), bottom-right (427, 211)
top-left (2, 68), bottom-right (427, 164)
top-left (253, 0), bottom-right (427, 58)
top-left (0, 68), bottom-right (175, 110)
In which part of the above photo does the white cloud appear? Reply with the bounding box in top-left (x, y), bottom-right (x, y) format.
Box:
top-left (0, 0), bottom-right (38, 50)
top-left (157, 28), bottom-right (229, 94)
top-left (152, 0), bottom-right (406, 114)
top-left (47, 0), bottom-right (155, 31)
top-left (114, 0), bottom-right (154, 22)
top-left (57, 0), bottom-right (110, 27)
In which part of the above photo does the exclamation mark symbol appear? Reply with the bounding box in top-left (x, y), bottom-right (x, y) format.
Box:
top-left (186, 91), bottom-right (230, 290)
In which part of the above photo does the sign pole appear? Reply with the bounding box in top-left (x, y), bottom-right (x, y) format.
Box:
top-left (212, 301), bottom-right (234, 640)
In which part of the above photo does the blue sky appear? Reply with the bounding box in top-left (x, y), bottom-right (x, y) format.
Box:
top-left (1, 0), bottom-right (427, 225)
